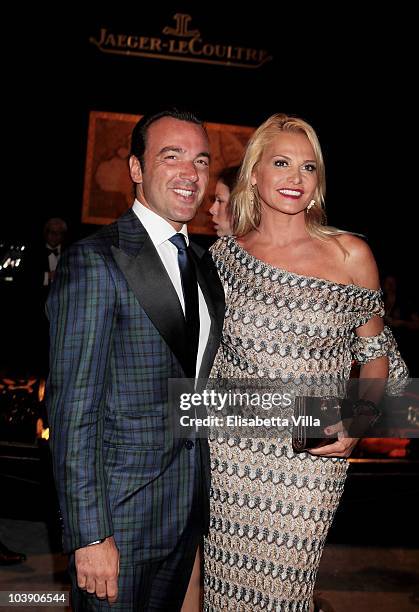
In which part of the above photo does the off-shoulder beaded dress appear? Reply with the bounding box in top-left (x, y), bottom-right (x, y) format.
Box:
top-left (204, 237), bottom-right (406, 612)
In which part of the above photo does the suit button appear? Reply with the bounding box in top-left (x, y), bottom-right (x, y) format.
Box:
top-left (184, 440), bottom-right (194, 450)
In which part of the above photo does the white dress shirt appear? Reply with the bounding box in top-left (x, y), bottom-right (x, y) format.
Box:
top-left (132, 199), bottom-right (211, 378)
top-left (43, 243), bottom-right (61, 286)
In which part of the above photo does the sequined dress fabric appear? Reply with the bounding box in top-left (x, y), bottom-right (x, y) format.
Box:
top-left (203, 237), bottom-right (403, 612)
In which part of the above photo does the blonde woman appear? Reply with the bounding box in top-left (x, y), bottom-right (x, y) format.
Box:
top-left (204, 114), bottom-right (407, 610)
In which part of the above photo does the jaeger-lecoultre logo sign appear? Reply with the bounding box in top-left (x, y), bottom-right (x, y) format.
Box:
top-left (90, 13), bottom-right (272, 69)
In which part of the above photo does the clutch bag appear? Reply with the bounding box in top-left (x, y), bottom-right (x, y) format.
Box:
top-left (292, 396), bottom-right (340, 453)
top-left (292, 396), bottom-right (380, 453)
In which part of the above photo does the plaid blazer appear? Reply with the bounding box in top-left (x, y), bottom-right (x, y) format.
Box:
top-left (46, 209), bottom-right (224, 563)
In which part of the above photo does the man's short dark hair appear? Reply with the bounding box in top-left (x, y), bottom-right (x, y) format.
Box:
top-left (130, 107), bottom-right (206, 169)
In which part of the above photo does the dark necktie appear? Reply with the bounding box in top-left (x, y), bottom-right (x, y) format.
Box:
top-left (169, 233), bottom-right (200, 378)
top-left (47, 247), bottom-right (59, 256)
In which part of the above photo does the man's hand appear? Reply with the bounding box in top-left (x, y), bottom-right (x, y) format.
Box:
top-left (75, 536), bottom-right (119, 604)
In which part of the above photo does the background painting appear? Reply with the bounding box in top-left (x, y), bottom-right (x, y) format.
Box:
top-left (82, 111), bottom-right (254, 233)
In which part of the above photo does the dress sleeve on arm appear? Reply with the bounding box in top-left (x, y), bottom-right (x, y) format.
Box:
top-left (353, 288), bottom-right (385, 328)
top-left (351, 326), bottom-right (409, 394)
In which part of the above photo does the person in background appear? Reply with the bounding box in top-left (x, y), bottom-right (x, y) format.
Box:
top-left (41, 218), bottom-right (68, 289)
top-left (23, 218), bottom-right (68, 377)
top-left (208, 165), bottom-right (240, 237)
top-left (47, 107), bottom-right (224, 611)
top-left (382, 273), bottom-right (419, 376)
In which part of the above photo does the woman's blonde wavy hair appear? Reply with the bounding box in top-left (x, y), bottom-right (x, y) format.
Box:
top-left (231, 113), bottom-right (346, 244)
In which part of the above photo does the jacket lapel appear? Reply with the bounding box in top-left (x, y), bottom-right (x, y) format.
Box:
top-left (110, 209), bottom-right (225, 380)
top-left (111, 210), bottom-right (190, 374)
top-left (190, 243), bottom-right (225, 380)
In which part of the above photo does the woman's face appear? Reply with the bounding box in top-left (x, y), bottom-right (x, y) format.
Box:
top-left (251, 131), bottom-right (318, 217)
top-left (209, 179), bottom-right (233, 236)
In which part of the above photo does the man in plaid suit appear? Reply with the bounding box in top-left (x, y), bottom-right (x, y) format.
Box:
top-left (46, 108), bottom-right (225, 610)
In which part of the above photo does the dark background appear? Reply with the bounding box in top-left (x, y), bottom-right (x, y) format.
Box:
top-left (4, 4), bottom-right (416, 280)
top-left (1, 6), bottom-right (418, 564)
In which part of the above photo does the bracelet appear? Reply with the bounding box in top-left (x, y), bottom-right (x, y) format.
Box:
top-left (352, 399), bottom-right (380, 417)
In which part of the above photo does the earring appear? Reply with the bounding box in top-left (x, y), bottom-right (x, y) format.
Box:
top-left (307, 199), bottom-right (316, 211)
top-left (250, 184), bottom-right (256, 205)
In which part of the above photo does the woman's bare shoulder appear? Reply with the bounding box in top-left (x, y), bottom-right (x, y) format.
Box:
top-left (335, 233), bottom-right (380, 290)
